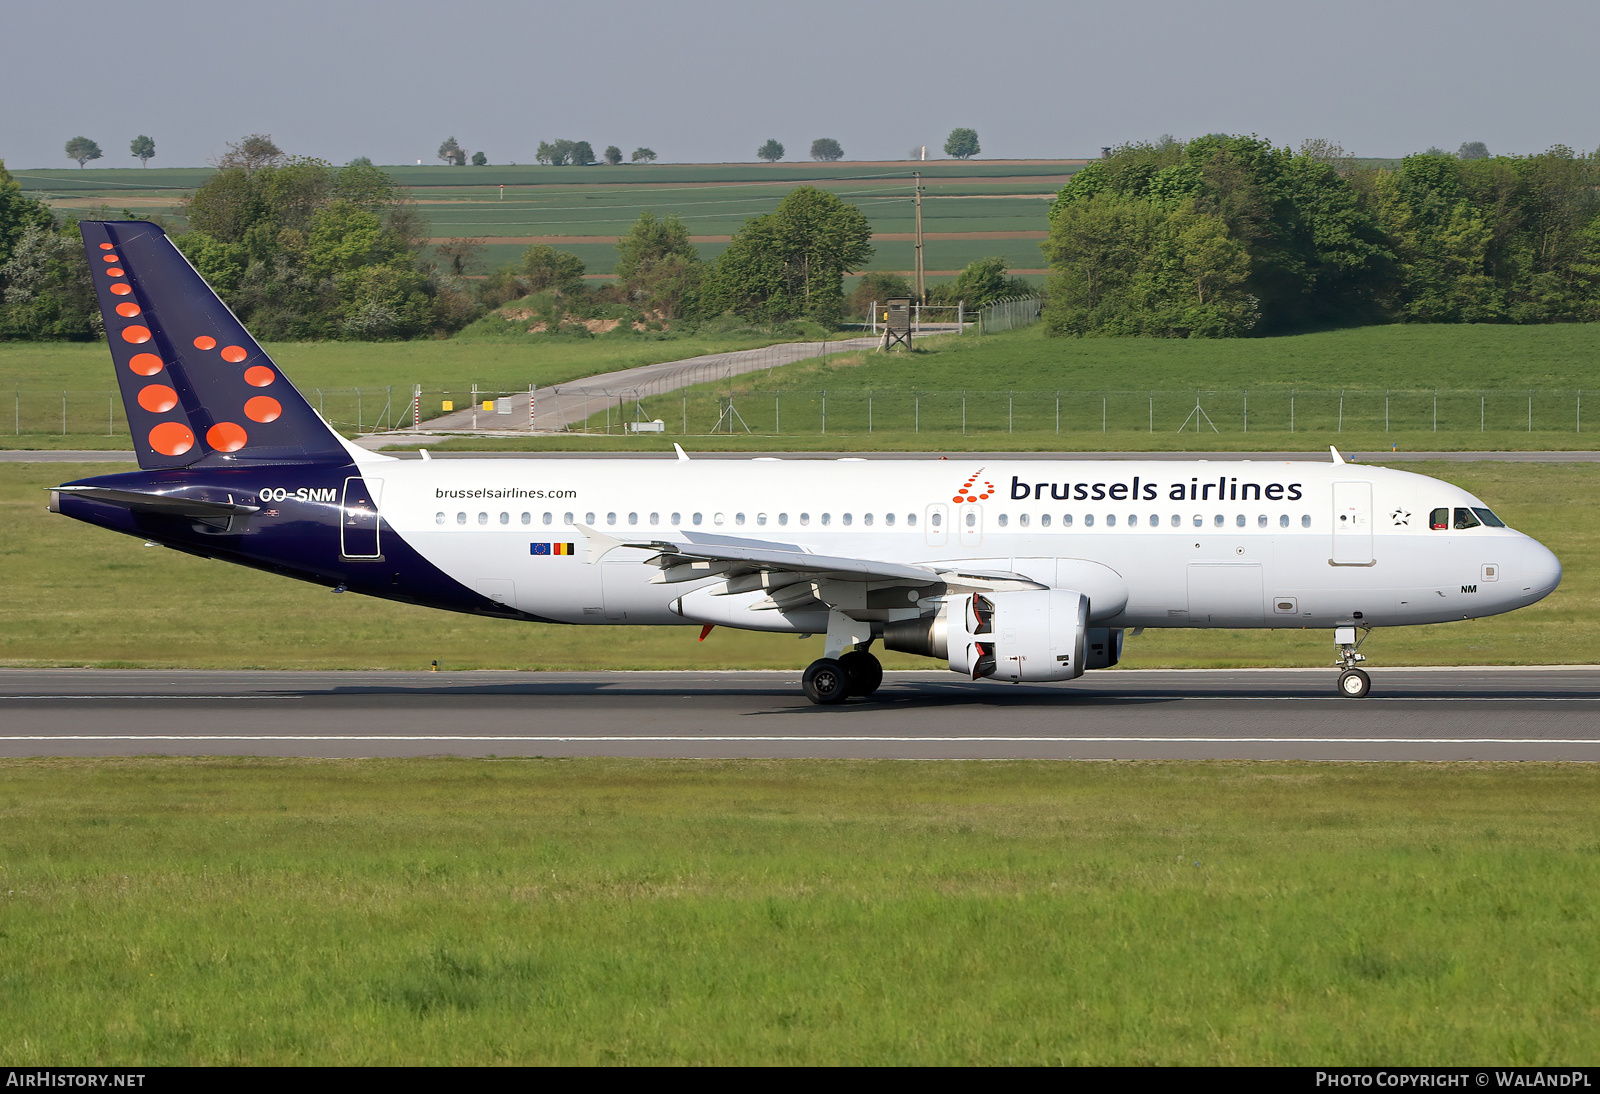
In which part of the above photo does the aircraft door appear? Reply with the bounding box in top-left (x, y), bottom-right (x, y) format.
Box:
top-left (924, 503), bottom-right (948, 547)
top-left (1332, 481), bottom-right (1373, 565)
top-left (958, 503), bottom-right (983, 547)
top-left (341, 477), bottom-right (383, 559)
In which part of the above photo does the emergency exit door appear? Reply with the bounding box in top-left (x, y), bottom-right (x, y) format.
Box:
top-left (1331, 481), bottom-right (1372, 565)
top-left (341, 476), bottom-right (383, 559)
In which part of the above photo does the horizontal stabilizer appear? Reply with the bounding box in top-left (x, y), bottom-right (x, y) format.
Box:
top-left (49, 485), bottom-right (260, 517)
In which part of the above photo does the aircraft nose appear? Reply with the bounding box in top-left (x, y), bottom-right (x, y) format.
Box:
top-left (1514, 537), bottom-right (1562, 603)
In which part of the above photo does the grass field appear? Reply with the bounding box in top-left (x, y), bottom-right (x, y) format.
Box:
top-left (1, 757), bottom-right (1597, 1064)
top-left (14, 160), bottom-right (1076, 280)
top-left (4, 460), bottom-right (1592, 670)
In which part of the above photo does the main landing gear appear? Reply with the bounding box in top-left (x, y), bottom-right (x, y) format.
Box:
top-left (802, 648), bottom-right (883, 705)
top-left (1335, 625), bottom-right (1371, 699)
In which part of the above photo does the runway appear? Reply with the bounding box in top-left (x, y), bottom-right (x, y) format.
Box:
top-left (3, 667), bottom-right (1599, 760)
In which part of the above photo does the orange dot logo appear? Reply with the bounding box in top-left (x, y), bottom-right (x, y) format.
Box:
top-left (220, 345), bottom-right (248, 363)
top-left (128, 353), bottom-right (164, 376)
top-left (109, 283), bottom-right (132, 296)
top-left (149, 421), bottom-right (193, 456)
top-left (137, 385), bottom-right (178, 413)
top-left (115, 302), bottom-right (141, 317)
top-left (244, 365), bottom-right (275, 387)
top-left (243, 396), bottom-right (282, 423)
top-left (121, 326), bottom-right (151, 344)
top-left (206, 422), bottom-right (248, 451)
top-left (99, 242), bottom-right (114, 250)
top-left (193, 336), bottom-right (216, 351)
top-left (106, 268), bottom-right (124, 277)
top-left (102, 254), bottom-right (119, 263)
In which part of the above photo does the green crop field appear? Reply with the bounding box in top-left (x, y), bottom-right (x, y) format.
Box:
top-left (1, 757), bottom-right (1597, 1064)
top-left (14, 160), bottom-right (1075, 280)
top-left (4, 460), bottom-right (1593, 670)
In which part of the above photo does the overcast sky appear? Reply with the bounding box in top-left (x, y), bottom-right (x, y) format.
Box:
top-left (5, 0), bottom-right (1597, 170)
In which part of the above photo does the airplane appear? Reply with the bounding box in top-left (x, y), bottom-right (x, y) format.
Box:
top-left (50, 222), bottom-right (1563, 704)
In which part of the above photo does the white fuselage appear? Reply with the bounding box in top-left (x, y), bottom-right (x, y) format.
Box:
top-left (350, 457), bottom-right (1561, 635)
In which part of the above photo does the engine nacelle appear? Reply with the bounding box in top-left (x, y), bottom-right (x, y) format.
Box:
top-left (887, 589), bottom-right (1091, 682)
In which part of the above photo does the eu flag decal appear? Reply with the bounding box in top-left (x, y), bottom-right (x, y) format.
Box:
top-left (531, 543), bottom-right (575, 556)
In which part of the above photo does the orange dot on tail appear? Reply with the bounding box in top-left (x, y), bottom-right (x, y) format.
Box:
top-left (99, 242), bottom-right (114, 250)
top-left (137, 385), bottom-right (178, 413)
top-left (109, 283), bottom-right (132, 296)
top-left (952, 496), bottom-right (963, 503)
top-left (244, 365), bottom-right (275, 387)
top-left (193, 336), bottom-right (216, 351)
top-left (244, 396), bottom-right (281, 423)
top-left (115, 302), bottom-right (141, 317)
top-left (102, 255), bottom-right (119, 263)
top-left (206, 422), bottom-right (247, 452)
top-left (220, 345), bottom-right (247, 363)
top-left (148, 421), bottom-right (193, 457)
top-left (120, 325), bottom-right (151, 344)
top-left (128, 353), bottom-right (164, 376)
top-left (106, 268), bottom-right (124, 277)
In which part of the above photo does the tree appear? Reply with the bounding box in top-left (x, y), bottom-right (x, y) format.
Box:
top-left (758, 139), bottom-right (785, 162)
top-left (615, 211), bottom-right (701, 317)
top-left (537, 139), bottom-right (592, 166)
top-left (847, 271), bottom-right (913, 317)
top-left (810, 138), bottom-right (843, 162)
top-left (937, 255), bottom-right (1032, 306)
top-left (129, 135), bottom-right (156, 167)
top-left (471, 151), bottom-right (487, 166)
top-left (520, 244), bottom-right (586, 294)
top-left (570, 141), bottom-right (596, 166)
top-left (1458, 141), bottom-right (1490, 160)
top-left (703, 186), bottom-right (873, 322)
top-left (64, 137), bottom-right (102, 168)
top-left (348, 156), bottom-right (374, 167)
top-left (604, 145), bottom-right (623, 165)
top-left (435, 237), bottom-right (485, 276)
top-left (631, 147), bottom-right (657, 163)
top-left (944, 128), bottom-right (980, 159)
top-left (437, 137), bottom-right (466, 166)
top-left (216, 134), bottom-right (283, 175)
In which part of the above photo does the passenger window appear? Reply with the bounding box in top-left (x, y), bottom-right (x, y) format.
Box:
top-left (499, 512), bottom-right (509, 525)
top-left (800, 513), bottom-right (810, 526)
top-left (458, 512), bottom-right (467, 525)
top-left (521, 512), bottom-right (531, 525)
top-left (1063, 514), bottom-right (1073, 527)
top-left (1235, 514), bottom-right (1245, 527)
top-left (1040, 514), bottom-right (1051, 527)
top-left (997, 514), bottom-right (1008, 527)
top-left (822, 513), bottom-right (832, 526)
top-left (1301, 514), bottom-right (1311, 528)
top-left (1193, 515), bottom-right (1203, 527)
top-left (1170, 514), bottom-right (1180, 527)
top-left (1257, 514), bottom-right (1267, 528)
top-left (779, 513), bottom-right (789, 526)
top-left (1085, 514), bottom-right (1094, 527)
top-left (1019, 513), bottom-right (1029, 527)
top-left (1149, 514), bottom-right (1159, 527)
top-left (757, 513), bottom-right (767, 526)
top-left (649, 512), bottom-right (659, 525)
top-left (693, 513), bottom-right (703, 526)
top-left (907, 513), bottom-right (917, 527)
top-left (1127, 514), bottom-right (1137, 527)
top-left (1473, 507), bottom-right (1506, 528)
top-left (670, 512), bottom-right (680, 526)
top-left (965, 510), bottom-right (976, 527)
top-left (628, 513), bottom-right (638, 525)
top-left (1279, 514), bottom-right (1289, 528)
top-left (585, 512), bottom-right (595, 525)
top-left (713, 513), bottom-right (724, 525)
top-left (1106, 514), bottom-right (1116, 527)
top-left (1430, 507), bottom-right (1449, 530)
top-left (544, 512), bottom-right (553, 525)
top-left (563, 512), bottom-right (574, 525)
top-left (1454, 507), bottom-right (1482, 530)
top-left (478, 512), bottom-right (488, 525)
top-left (1213, 514), bottom-right (1224, 527)
top-left (863, 513), bottom-right (873, 526)
top-left (930, 512), bottom-right (940, 527)
top-left (435, 512), bottom-right (445, 525)
top-left (842, 513), bottom-right (852, 526)
top-left (884, 513), bottom-right (894, 526)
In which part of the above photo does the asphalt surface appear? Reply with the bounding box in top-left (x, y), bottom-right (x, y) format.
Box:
top-left (3, 667), bottom-right (1598, 760)
top-left (11, 450), bottom-right (1600, 463)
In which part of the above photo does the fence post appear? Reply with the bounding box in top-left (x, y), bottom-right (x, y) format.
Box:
top-left (1528, 390), bottom-right (1533, 432)
top-left (682, 390), bottom-right (687, 434)
top-left (1243, 391), bottom-right (1247, 434)
top-left (1481, 393), bottom-right (1485, 432)
top-left (1008, 391), bottom-right (1013, 434)
top-left (775, 391), bottom-right (780, 435)
top-left (61, 391), bottom-right (66, 435)
top-left (1149, 391), bottom-right (1154, 433)
top-left (822, 389), bottom-right (826, 435)
top-left (14, 390), bottom-right (18, 435)
top-left (868, 390), bottom-right (873, 434)
top-left (962, 391), bottom-right (966, 435)
top-left (1433, 390), bottom-right (1437, 433)
top-left (1385, 390), bottom-right (1389, 433)
top-left (108, 393), bottom-right (113, 437)
top-left (1056, 391), bottom-right (1061, 434)
top-left (1290, 389), bottom-right (1295, 433)
top-left (1579, 390), bottom-right (1582, 433)
top-left (1338, 389), bottom-right (1344, 433)
top-left (1102, 395), bottom-right (1106, 434)
top-left (914, 392), bottom-right (919, 433)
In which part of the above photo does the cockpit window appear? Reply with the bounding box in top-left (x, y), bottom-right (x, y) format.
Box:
top-left (1472, 507), bottom-right (1506, 528)
top-left (1430, 507), bottom-right (1449, 530)
top-left (1454, 507), bottom-right (1482, 530)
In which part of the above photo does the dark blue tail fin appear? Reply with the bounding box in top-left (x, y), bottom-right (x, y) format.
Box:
top-left (81, 221), bottom-right (348, 469)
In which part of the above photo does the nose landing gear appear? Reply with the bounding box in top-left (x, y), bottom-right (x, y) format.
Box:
top-left (1334, 625), bottom-right (1371, 698)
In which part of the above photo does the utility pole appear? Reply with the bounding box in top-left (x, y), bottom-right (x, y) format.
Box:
top-left (913, 171), bottom-right (925, 304)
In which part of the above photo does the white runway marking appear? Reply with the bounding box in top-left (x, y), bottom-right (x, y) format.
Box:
top-left (7, 735), bottom-right (1600, 745)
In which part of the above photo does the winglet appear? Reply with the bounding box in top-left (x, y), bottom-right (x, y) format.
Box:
top-left (1330, 445), bottom-right (1345, 464)
top-left (674, 443), bottom-right (690, 462)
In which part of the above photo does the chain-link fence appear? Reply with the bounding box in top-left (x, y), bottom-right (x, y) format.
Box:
top-left (976, 296), bottom-right (1042, 334)
top-left (572, 387), bottom-right (1597, 436)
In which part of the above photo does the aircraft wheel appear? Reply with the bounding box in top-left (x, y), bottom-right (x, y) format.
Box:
top-left (802, 658), bottom-right (852, 705)
top-left (838, 651), bottom-right (883, 697)
top-left (1337, 668), bottom-right (1371, 699)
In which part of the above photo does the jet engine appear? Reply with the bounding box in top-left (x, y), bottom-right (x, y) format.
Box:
top-left (885, 589), bottom-right (1100, 682)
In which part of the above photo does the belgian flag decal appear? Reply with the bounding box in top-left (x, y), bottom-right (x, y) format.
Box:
top-left (530, 542), bottom-right (576, 556)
